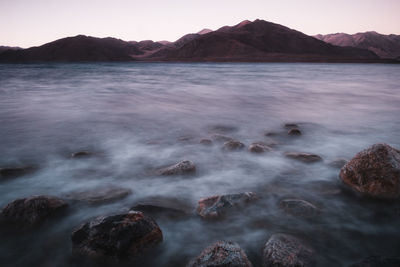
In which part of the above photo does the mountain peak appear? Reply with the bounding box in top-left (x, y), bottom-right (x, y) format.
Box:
top-left (197, 28), bottom-right (212, 35)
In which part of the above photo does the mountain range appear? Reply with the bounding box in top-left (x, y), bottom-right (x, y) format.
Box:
top-left (314, 32), bottom-right (400, 60)
top-left (0, 19), bottom-right (398, 63)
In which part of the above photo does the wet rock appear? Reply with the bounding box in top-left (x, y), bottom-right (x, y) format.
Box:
top-left (262, 234), bottom-right (314, 267)
top-left (71, 211), bottom-right (163, 259)
top-left (279, 199), bottom-right (319, 218)
top-left (0, 166), bottom-right (36, 180)
top-left (0, 195), bottom-right (68, 227)
top-left (188, 241), bottom-right (253, 267)
top-left (222, 140), bottom-right (245, 151)
top-left (197, 192), bottom-right (258, 219)
top-left (349, 255), bottom-right (400, 267)
top-left (328, 158), bottom-right (348, 169)
top-left (131, 196), bottom-right (193, 219)
top-left (249, 142), bottom-right (272, 153)
top-left (71, 151), bottom-right (93, 159)
top-left (210, 134), bottom-right (234, 143)
top-left (157, 160), bottom-right (196, 175)
top-left (284, 152), bottom-right (322, 163)
top-left (200, 139), bottom-right (213, 146)
top-left (339, 143), bottom-right (400, 199)
top-left (265, 132), bottom-right (279, 137)
top-left (288, 128), bottom-right (302, 136)
top-left (65, 185), bottom-right (132, 204)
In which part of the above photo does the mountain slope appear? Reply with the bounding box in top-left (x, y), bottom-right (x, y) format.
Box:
top-left (314, 32), bottom-right (400, 59)
top-left (0, 35), bottom-right (142, 62)
top-left (147, 20), bottom-right (379, 62)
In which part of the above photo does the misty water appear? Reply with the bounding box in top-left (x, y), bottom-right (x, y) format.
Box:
top-left (0, 63), bottom-right (399, 267)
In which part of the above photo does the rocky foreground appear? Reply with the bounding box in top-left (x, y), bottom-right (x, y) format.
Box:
top-left (1, 123), bottom-right (400, 266)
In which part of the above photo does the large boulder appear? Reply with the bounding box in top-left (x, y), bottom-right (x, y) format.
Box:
top-left (64, 185), bottom-right (132, 204)
top-left (187, 241), bottom-right (253, 267)
top-left (156, 160), bottom-right (196, 175)
top-left (197, 192), bottom-right (258, 219)
top-left (71, 211), bottom-right (163, 259)
top-left (262, 234), bottom-right (314, 267)
top-left (0, 195), bottom-right (68, 227)
top-left (340, 143), bottom-right (400, 199)
top-left (284, 152), bottom-right (322, 163)
top-left (279, 199), bottom-right (319, 218)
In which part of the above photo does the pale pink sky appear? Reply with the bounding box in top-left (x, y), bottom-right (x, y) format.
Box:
top-left (1, 0), bottom-right (399, 48)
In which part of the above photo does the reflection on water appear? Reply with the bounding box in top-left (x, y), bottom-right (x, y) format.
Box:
top-left (0, 63), bottom-right (400, 266)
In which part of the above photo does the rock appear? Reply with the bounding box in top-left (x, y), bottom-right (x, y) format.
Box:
top-left (265, 132), bottom-right (279, 137)
top-left (208, 125), bottom-right (238, 133)
top-left (288, 128), bottom-right (302, 136)
top-left (65, 185), bottom-right (132, 204)
top-left (284, 123), bottom-right (299, 129)
top-left (284, 152), bottom-right (322, 163)
top-left (131, 196), bottom-right (193, 219)
top-left (349, 256), bottom-right (400, 267)
top-left (0, 195), bottom-right (68, 227)
top-left (200, 139), bottom-right (213, 146)
top-left (210, 134), bottom-right (234, 143)
top-left (71, 151), bottom-right (92, 159)
top-left (188, 241), bottom-right (253, 267)
top-left (249, 142), bottom-right (272, 153)
top-left (339, 143), bottom-right (400, 199)
top-left (0, 166), bottom-right (36, 180)
top-left (262, 234), bottom-right (314, 267)
top-left (222, 140), bottom-right (245, 151)
top-left (197, 192), bottom-right (258, 219)
top-left (279, 199), bottom-right (319, 218)
top-left (327, 158), bottom-right (348, 168)
top-left (71, 211), bottom-right (163, 259)
top-left (157, 160), bottom-right (196, 175)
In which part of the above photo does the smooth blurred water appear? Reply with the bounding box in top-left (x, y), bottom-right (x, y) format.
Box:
top-left (0, 63), bottom-right (399, 267)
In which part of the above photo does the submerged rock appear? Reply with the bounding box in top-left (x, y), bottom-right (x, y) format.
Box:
top-left (131, 196), bottom-right (193, 219)
top-left (71, 151), bottom-right (93, 159)
top-left (284, 123), bottom-right (300, 129)
top-left (288, 128), bottom-right (302, 136)
top-left (200, 139), bottom-right (213, 146)
top-left (284, 152), bottom-right (322, 163)
top-left (328, 158), bottom-right (348, 169)
top-left (349, 255), bottom-right (400, 267)
top-left (249, 142), bottom-right (272, 153)
top-left (188, 241), bottom-right (253, 267)
top-left (340, 143), bottom-right (400, 199)
top-left (71, 211), bottom-right (163, 259)
top-left (208, 124), bottom-right (238, 133)
top-left (262, 234), bottom-right (314, 267)
top-left (210, 134), bottom-right (234, 143)
top-left (0, 166), bottom-right (36, 180)
top-left (197, 192), bottom-right (258, 219)
top-left (65, 185), bottom-right (132, 204)
top-left (156, 160), bottom-right (196, 175)
top-left (279, 199), bottom-right (319, 218)
top-left (222, 140), bottom-right (245, 151)
top-left (0, 195), bottom-right (68, 227)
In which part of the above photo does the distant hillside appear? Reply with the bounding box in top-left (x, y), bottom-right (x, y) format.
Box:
top-left (0, 35), bottom-right (142, 62)
top-left (314, 32), bottom-right (400, 59)
top-left (147, 19), bottom-right (379, 62)
top-left (0, 46), bottom-right (22, 53)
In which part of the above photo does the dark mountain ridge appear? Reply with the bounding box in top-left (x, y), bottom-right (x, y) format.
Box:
top-left (1, 19), bottom-right (397, 63)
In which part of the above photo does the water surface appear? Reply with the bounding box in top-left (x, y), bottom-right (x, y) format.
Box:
top-left (0, 63), bottom-right (399, 266)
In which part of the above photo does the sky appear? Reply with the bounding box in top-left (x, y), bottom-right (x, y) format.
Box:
top-left (1, 0), bottom-right (399, 48)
